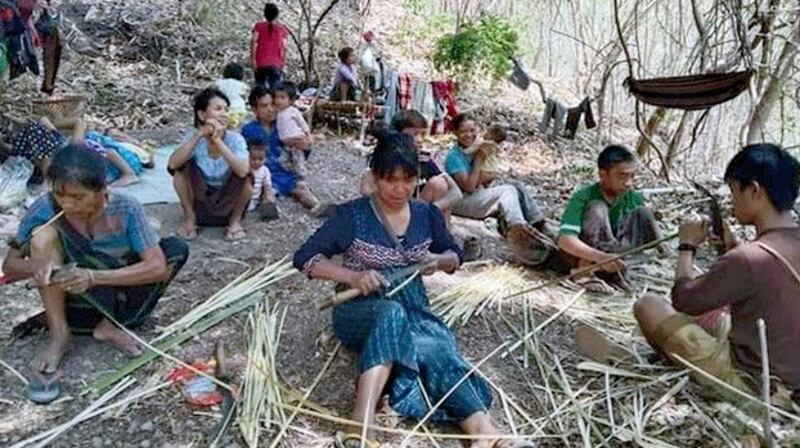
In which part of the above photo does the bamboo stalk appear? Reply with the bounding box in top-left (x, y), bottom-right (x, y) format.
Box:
top-left (0, 358), bottom-right (28, 385)
top-left (31, 211), bottom-right (65, 239)
top-left (758, 318), bottom-right (774, 448)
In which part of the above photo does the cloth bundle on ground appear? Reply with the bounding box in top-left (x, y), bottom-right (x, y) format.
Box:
top-left (625, 70), bottom-right (754, 110)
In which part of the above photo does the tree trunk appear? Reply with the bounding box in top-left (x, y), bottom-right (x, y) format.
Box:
top-left (666, 111), bottom-right (692, 168)
top-left (636, 107), bottom-right (667, 158)
top-left (746, 18), bottom-right (800, 144)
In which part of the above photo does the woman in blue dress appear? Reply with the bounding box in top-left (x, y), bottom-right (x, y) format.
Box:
top-left (294, 130), bottom-right (534, 448)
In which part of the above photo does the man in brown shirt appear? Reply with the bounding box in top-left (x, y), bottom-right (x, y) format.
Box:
top-left (634, 143), bottom-right (800, 399)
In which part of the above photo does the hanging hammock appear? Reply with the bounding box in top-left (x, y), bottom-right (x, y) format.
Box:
top-left (613, 0), bottom-right (753, 111)
top-left (624, 70), bottom-right (753, 110)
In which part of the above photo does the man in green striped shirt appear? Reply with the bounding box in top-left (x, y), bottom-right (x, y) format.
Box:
top-left (549, 145), bottom-right (661, 283)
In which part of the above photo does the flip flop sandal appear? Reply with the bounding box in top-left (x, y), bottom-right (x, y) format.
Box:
top-left (176, 226), bottom-right (198, 241)
top-left (333, 431), bottom-right (380, 448)
top-left (27, 378), bottom-right (61, 405)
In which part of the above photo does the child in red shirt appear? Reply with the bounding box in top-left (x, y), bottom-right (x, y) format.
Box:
top-left (251, 3), bottom-right (289, 87)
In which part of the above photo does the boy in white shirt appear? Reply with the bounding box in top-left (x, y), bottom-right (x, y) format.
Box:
top-left (215, 63), bottom-right (250, 128)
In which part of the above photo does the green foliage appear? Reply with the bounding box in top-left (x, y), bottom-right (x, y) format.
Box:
top-left (433, 15), bottom-right (520, 82)
top-left (404, 0), bottom-right (430, 16)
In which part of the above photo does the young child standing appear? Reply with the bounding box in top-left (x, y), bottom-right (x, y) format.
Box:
top-left (214, 63), bottom-right (250, 129)
top-left (251, 3), bottom-right (288, 87)
top-left (272, 81), bottom-right (311, 180)
top-left (246, 136), bottom-right (279, 221)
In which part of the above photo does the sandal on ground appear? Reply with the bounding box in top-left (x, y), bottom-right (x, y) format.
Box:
top-left (224, 225), bottom-right (246, 241)
top-left (333, 431), bottom-right (380, 448)
top-left (27, 370), bottom-right (63, 405)
top-left (492, 439), bottom-right (537, 448)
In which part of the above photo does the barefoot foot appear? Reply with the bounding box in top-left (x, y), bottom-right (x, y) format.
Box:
top-left (93, 319), bottom-right (144, 357)
top-left (32, 328), bottom-right (70, 374)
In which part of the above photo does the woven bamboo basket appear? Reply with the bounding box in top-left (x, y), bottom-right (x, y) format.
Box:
top-left (32, 95), bottom-right (87, 121)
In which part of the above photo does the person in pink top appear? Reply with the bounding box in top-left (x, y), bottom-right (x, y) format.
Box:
top-left (251, 2), bottom-right (289, 88)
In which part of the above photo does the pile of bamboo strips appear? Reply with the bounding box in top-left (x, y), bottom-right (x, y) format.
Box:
top-left (239, 302), bottom-right (288, 447)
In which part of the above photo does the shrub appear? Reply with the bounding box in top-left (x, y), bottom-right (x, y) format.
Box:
top-left (433, 15), bottom-right (519, 82)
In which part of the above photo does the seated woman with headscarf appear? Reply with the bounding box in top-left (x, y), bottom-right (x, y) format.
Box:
top-left (2, 145), bottom-right (189, 380)
top-left (168, 88), bottom-right (252, 240)
top-left (293, 130), bottom-right (534, 448)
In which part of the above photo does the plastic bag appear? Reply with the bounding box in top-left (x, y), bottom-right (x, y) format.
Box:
top-left (359, 45), bottom-right (379, 75)
top-left (0, 157), bottom-right (33, 212)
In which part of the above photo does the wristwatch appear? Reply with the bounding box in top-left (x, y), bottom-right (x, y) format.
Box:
top-left (677, 243), bottom-right (697, 254)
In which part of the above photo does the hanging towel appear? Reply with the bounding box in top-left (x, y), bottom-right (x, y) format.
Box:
top-left (563, 97), bottom-right (596, 139)
top-left (411, 79), bottom-right (436, 129)
top-left (538, 97), bottom-right (567, 136)
top-left (398, 73), bottom-right (413, 110)
top-left (383, 69), bottom-right (399, 125)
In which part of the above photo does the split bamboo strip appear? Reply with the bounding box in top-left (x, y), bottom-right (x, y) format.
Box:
top-left (90, 291), bottom-right (260, 393)
top-left (504, 290), bottom-right (585, 355)
top-left (501, 232), bottom-right (679, 301)
top-left (153, 258), bottom-right (295, 343)
top-left (398, 292), bottom-right (584, 447)
top-left (671, 353), bottom-right (800, 423)
top-left (281, 403), bottom-right (560, 441)
top-left (269, 343), bottom-right (341, 448)
top-left (415, 378), bottom-right (445, 448)
top-left (30, 211), bottom-right (64, 239)
top-left (91, 260), bottom-right (294, 393)
top-left (430, 264), bottom-right (530, 327)
top-left (11, 377), bottom-right (138, 448)
top-left (757, 318), bottom-right (774, 447)
top-left (0, 358), bottom-right (28, 385)
top-left (240, 303), bottom-right (287, 447)
top-left (473, 367), bottom-right (544, 436)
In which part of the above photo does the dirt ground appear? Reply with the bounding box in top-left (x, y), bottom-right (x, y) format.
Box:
top-left (0, 129), bottom-right (580, 447)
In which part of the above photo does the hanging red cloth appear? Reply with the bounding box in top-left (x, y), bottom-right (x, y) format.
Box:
top-left (430, 80), bottom-right (458, 135)
top-left (397, 73), bottom-right (413, 110)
